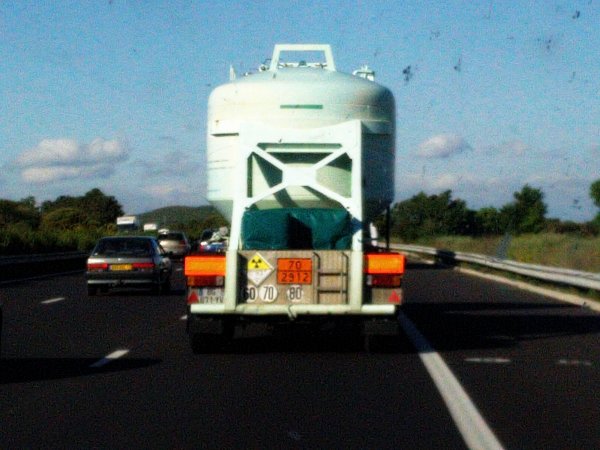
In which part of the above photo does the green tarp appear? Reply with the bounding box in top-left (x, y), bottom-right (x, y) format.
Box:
top-left (242, 208), bottom-right (353, 250)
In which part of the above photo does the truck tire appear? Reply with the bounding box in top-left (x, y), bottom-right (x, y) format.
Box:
top-left (88, 285), bottom-right (98, 296)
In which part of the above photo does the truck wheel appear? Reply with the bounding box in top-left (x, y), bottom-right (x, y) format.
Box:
top-left (88, 285), bottom-right (98, 296)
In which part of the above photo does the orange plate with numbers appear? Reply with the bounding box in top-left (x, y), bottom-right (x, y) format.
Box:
top-left (277, 258), bottom-right (312, 284)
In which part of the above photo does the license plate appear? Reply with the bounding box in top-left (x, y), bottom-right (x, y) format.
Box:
top-left (110, 264), bottom-right (132, 271)
top-left (277, 258), bottom-right (312, 284)
top-left (199, 288), bottom-right (224, 304)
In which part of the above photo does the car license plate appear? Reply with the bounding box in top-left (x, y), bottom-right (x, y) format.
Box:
top-left (277, 258), bottom-right (312, 284)
top-left (110, 264), bottom-right (132, 271)
top-left (199, 288), bottom-right (224, 304)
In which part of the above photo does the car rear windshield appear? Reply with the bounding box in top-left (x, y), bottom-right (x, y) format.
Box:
top-left (93, 238), bottom-right (154, 256)
top-left (158, 233), bottom-right (184, 241)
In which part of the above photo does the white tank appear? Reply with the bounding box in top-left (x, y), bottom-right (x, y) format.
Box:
top-left (206, 44), bottom-right (395, 224)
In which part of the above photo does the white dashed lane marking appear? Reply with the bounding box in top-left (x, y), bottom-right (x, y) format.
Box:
top-left (41, 297), bottom-right (65, 305)
top-left (90, 349), bottom-right (130, 368)
top-left (557, 359), bottom-right (593, 367)
top-left (464, 357), bottom-right (512, 364)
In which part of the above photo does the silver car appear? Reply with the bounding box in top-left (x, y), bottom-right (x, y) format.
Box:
top-left (86, 236), bottom-right (172, 295)
top-left (157, 231), bottom-right (190, 258)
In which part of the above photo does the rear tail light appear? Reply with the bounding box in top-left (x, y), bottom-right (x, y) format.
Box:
top-left (364, 253), bottom-right (405, 288)
top-left (87, 263), bottom-right (108, 271)
top-left (364, 253), bottom-right (406, 274)
top-left (185, 255), bottom-right (226, 276)
top-left (185, 255), bottom-right (226, 287)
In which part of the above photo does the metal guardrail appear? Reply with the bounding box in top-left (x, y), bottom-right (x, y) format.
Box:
top-left (391, 244), bottom-right (600, 292)
top-left (0, 251), bottom-right (88, 283)
top-left (0, 251), bottom-right (88, 265)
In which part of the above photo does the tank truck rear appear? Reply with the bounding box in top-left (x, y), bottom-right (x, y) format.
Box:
top-left (184, 44), bottom-right (405, 352)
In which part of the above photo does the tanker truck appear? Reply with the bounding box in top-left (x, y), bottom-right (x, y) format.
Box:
top-left (184, 44), bottom-right (405, 352)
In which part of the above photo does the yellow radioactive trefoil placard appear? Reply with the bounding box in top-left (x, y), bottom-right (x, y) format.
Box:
top-left (247, 252), bottom-right (274, 286)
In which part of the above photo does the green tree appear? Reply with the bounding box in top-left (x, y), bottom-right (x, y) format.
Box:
top-left (590, 179), bottom-right (600, 229)
top-left (80, 188), bottom-right (123, 226)
top-left (41, 188), bottom-right (123, 227)
top-left (0, 197), bottom-right (40, 228)
top-left (475, 207), bottom-right (502, 235)
top-left (500, 184), bottom-right (547, 234)
top-left (590, 179), bottom-right (600, 208)
top-left (40, 207), bottom-right (87, 230)
top-left (389, 190), bottom-right (476, 241)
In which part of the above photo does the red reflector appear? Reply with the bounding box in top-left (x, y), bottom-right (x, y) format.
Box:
top-left (187, 290), bottom-right (199, 304)
top-left (187, 275), bottom-right (224, 287)
top-left (367, 274), bottom-right (403, 287)
top-left (388, 290), bottom-right (402, 304)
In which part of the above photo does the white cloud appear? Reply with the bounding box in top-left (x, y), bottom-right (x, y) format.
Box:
top-left (416, 134), bottom-right (472, 158)
top-left (16, 138), bottom-right (129, 184)
top-left (20, 164), bottom-right (114, 183)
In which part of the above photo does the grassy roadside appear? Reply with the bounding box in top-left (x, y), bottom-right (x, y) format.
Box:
top-left (405, 233), bottom-right (600, 273)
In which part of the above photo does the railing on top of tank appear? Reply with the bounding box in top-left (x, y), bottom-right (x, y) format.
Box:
top-left (391, 244), bottom-right (600, 292)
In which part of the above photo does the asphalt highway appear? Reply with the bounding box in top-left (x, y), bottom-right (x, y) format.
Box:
top-left (0, 262), bottom-right (598, 449)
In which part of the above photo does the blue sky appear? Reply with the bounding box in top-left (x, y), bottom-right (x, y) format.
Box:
top-left (1, 1), bottom-right (598, 221)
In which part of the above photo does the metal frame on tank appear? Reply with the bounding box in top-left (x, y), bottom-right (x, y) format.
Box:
top-left (222, 120), bottom-right (365, 313)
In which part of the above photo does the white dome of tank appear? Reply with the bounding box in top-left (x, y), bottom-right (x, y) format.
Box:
top-left (205, 45), bottom-right (395, 225)
top-left (208, 67), bottom-right (394, 132)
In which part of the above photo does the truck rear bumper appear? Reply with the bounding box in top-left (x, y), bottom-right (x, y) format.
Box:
top-left (186, 305), bottom-right (400, 337)
top-left (188, 303), bottom-right (398, 316)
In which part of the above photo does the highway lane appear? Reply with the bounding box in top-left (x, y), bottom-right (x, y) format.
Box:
top-left (403, 264), bottom-right (600, 449)
top-left (0, 264), bottom-right (464, 449)
top-left (0, 262), bottom-right (598, 448)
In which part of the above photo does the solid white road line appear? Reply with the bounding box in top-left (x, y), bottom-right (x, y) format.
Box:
top-left (398, 312), bottom-right (505, 450)
top-left (90, 349), bottom-right (130, 368)
top-left (41, 297), bottom-right (66, 305)
top-left (458, 267), bottom-right (600, 313)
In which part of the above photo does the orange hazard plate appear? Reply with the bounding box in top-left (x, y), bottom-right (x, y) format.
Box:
top-left (277, 258), bottom-right (312, 284)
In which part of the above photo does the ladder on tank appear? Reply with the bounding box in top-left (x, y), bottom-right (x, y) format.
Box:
top-left (313, 252), bottom-right (349, 305)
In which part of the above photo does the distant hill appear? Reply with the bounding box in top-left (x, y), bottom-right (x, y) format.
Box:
top-left (137, 205), bottom-right (226, 228)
